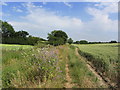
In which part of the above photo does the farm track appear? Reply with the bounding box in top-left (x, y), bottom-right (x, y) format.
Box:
top-left (75, 48), bottom-right (117, 89)
top-left (64, 57), bottom-right (75, 88)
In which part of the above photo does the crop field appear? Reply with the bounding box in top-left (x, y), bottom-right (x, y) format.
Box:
top-left (73, 43), bottom-right (119, 87)
top-left (1, 1), bottom-right (119, 89)
top-left (1, 43), bottom-right (119, 88)
top-left (1, 44), bottom-right (33, 50)
top-left (74, 43), bottom-right (118, 62)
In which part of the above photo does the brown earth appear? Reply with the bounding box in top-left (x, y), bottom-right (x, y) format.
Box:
top-left (64, 56), bottom-right (75, 88)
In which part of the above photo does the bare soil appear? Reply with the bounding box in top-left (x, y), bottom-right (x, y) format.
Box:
top-left (64, 63), bottom-right (74, 88)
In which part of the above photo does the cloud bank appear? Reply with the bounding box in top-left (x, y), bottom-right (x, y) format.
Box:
top-left (8, 2), bottom-right (118, 41)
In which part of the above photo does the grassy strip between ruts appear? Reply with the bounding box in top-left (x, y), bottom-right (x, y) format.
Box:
top-left (66, 45), bottom-right (107, 88)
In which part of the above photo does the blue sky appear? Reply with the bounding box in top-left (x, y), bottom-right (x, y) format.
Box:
top-left (1, 2), bottom-right (118, 41)
top-left (2, 2), bottom-right (95, 21)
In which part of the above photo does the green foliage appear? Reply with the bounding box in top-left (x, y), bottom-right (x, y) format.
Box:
top-left (1, 20), bottom-right (45, 45)
top-left (109, 40), bottom-right (117, 43)
top-left (2, 44), bottom-right (64, 88)
top-left (74, 43), bottom-right (118, 86)
top-left (27, 35), bottom-right (41, 45)
top-left (74, 40), bottom-right (88, 44)
top-left (1, 20), bottom-right (15, 37)
top-left (35, 41), bottom-right (49, 48)
top-left (67, 38), bottom-right (73, 44)
top-left (74, 41), bottom-right (80, 44)
top-left (67, 45), bottom-right (106, 88)
top-left (47, 30), bottom-right (68, 46)
top-left (14, 30), bottom-right (29, 38)
top-left (79, 40), bottom-right (88, 44)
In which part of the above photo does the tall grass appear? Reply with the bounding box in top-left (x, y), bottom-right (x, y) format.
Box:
top-left (65, 45), bottom-right (107, 88)
top-left (2, 44), bottom-right (65, 88)
top-left (74, 43), bottom-right (118, 87)
top-left (2, 43), bottom-right (117, 88)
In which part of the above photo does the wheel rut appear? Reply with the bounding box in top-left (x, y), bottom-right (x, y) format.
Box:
top-left (75, 48), bottom-right (114, 89)
top-left (64, 57), bottom-right (75, 88)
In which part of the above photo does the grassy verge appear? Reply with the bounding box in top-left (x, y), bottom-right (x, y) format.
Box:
top-left (66, 45), bottom-right (107, 88)
top-left (2, 44), bottom-right (65, 88)
top-left (39, 45), bottom-right (67, 88)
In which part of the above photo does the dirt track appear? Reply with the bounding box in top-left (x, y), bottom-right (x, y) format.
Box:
top-left (64, 62), bottom-right (74, 88)
top-left (64, 47), bottom-right (116, 89)
top-left (75, 48), bottom-right (110, 88)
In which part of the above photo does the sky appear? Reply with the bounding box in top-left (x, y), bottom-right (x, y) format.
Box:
top-left (1, 1), bottom-right (118, 42)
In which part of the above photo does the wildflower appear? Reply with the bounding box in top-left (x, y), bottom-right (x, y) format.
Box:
top-left (59, 70), bottom-right (62, 72)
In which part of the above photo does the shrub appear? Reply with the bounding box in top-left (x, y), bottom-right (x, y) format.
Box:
top-left (67, 38), bottom-right (73, 44)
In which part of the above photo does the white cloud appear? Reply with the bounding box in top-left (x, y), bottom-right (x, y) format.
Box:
top-left (0, 2), bottom-right (7, 6)
top-left (16, 9), bottom-right (23, 12)
top-left (63, 2), bottom-right (72, 8)
top-left (10, 2), bottom-right (83, 38)
top-left (94, 2), bottom-right (118, 14)
top-left (83, 0), bottom-right (119, 2)
top-left (86, 2), bottom-right (118, 32)
top-left (13, 6), bottom-right (23, 12)
top-left (9, 2), bottom-right (118, 41)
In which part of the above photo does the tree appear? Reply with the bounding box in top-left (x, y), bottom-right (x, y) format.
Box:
top-left (109, 40), bottom-right (117, 43)
top-left (27, 35), bottom-right (40, 45)
top-left (15, 30), bottom-right (29, 38)
top-left (47, 30), bottom-right (68, 46)
top-left (1, 20), bottom-right (45, 45)
top-left (68, 38), bottom-right (73, 44)
top-left (74, 41), bottom-right (80, 44)
top-left (1, 21), bottom-right (15, 37)
top-left (79, 40), bottom-right (88, 44)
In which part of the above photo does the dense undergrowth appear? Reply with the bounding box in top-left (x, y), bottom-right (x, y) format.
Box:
top-left (2, 44), bottom-right (65, 88)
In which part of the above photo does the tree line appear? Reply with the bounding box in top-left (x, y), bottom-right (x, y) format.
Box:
top-left (47, 30), bottom-right (117, 45)
top-left (0, 20), bottom-right (46, 45)
top-left (0, 20), bottom-right (117, 46)
top-left (73, 40), bottom-right (118, 44)
top-left (0, 20), bottom-right (73, 46)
